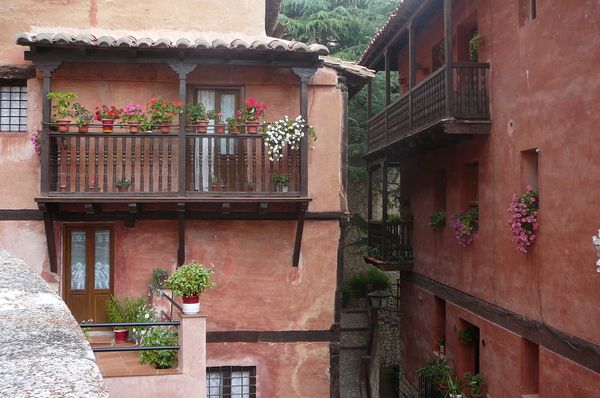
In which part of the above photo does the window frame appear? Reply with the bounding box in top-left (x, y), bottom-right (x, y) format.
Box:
top-left (206, 366), bottom-right (256, 398)
top-left (0, 80), bottom-right (28, 132)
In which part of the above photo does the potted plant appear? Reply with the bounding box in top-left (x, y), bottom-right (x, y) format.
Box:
top-left (414, 62), bottom-right (429, 74)
top-left (71, 102), bottom-right (94, 133)
top-left (205, 110), bottom-right (225, 134)
top-left (247, 181), bottom-right (254, 192)
top-left (149, 268), bottom-right (169, 292)
top-left (239, 98), bottom-right (267, 133)
top-left (47, 92), bottom-right (77, 132)
top-left (263, 115), bottom-right (311, 161)
top-left (469, 32), bottom-right (483, 62)
top-left (211, 177), bottom-right (225, 192)
top-left (94, 105), bottom-right (121, 133)
top-left (226, 115), bottom-right (243, 134)
top-left (120, 104), bottom-right (146, 133)
top-left (105, 294), bottom-right (137, 343)
top-left (138, 326), bottom-right (178, 369)
top-left (165, 262), bottom-right (215, 314)
top-left (187, 102), bottom-right (208, 132)
top-left (452, 206), bottom-right (478, 247)
top-left (507, 185), bottom-right (538, 253)
top-left (89, 178), bottom-right (99, 192)
top-left (444, 371), bottom-right (467, 398)
top-left (464, 372), bottom-right (486, 397)
top-left (116, 178), bottom-right (131, 191)
top-left (429, 209), bottom-right (447, 230)
top-left (273, 174), bottom-right (289, 192)
top-left (147, 98), bottom-right (183, 133)
top-left (438, 333), bottom-right (446, 355)
top-left (401, 210), bottom-right (414, 222)
top-left (458, 327), bottom-right (478, 345)
top-left (437, 40), bottom-right (446, 65)
top-left (128, 295), bottom-right (157, 344)
top-left (417, 357), bottom-right (451, 392)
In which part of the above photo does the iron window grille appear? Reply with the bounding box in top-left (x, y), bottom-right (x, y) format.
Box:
top-left (0, 82), bottom-right (27, 132)
top-left (207, 366), bottom-right (256, 398)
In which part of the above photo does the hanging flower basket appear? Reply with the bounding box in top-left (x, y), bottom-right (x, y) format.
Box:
top-left (507, 186), bottom-right (538, 252)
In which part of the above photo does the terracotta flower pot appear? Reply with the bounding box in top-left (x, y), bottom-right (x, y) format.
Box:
top-left (159, 122), bottom-right (173, 134)
top-left (245, 120), bottom-right (260, 134)
top-left (214, 123), bottom-right (226, 134)
top-left (128, 121), bottom-right (141, 133)
top-left (57, 119), bottom-right (71, 133)
top-left (196, 120), bottom-right (209, 133)
top-left (78, 125), bottom-right (89, 133)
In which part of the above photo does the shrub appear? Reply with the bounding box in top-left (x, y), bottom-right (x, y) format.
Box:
top-left (138, 326), bottom-right (178, 369)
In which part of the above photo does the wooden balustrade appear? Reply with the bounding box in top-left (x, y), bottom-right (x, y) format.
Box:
top-left (46, 126), bottom-right (302, 196)
top-left (367, 63), bottom-right (490, 152)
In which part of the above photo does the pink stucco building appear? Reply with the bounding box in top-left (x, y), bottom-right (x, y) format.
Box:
top-left (359, 0), bottom-right (600, 396)
top-left (0, 1), bottom-right (373, 396)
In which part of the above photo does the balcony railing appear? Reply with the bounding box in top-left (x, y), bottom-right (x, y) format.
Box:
top-left (367, 220), bottom-right (413, 264)
top-left (367, 63), bottom-right (490, 152)
top-left (45, 125), bottom-right (302, 197)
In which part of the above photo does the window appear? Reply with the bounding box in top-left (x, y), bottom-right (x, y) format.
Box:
top-left (519, 0), bottom-right (537, 27)
top-left (207, 366), bottom-right (256, 398)
top-left (0, 82), bottom-right (27, 131)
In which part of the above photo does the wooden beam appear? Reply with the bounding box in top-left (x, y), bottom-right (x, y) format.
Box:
top-left (402, 272), bottom-right (600, 375)
top-left (206, 329), bottom-right (339, 343)
top-left (38, 203), bottom-right (58, 274)
top-left (177, 203), bottom-right (185, 267)
top-left (292, 202), bottom-right (309, 267)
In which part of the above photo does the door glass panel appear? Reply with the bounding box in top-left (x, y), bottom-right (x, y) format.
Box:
top-left (94, 230), bottom-right (111, 290)
top-left (221, 93), bottom-right (236, 154)
top-left (70, 230), bottom-right (87, 290)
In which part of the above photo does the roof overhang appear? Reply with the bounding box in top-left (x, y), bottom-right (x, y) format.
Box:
top-left (15, 31), bottom-right (328, 69)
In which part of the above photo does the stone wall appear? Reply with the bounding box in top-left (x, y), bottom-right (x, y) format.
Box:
top-left (0, 248), bottom-right (109, 397)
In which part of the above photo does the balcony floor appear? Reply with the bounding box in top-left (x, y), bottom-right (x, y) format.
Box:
top-left (90, 334), bottom-right (181, 377)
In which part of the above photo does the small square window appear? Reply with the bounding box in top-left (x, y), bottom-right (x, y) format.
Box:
top-left (0, 82), bottom-right (27, 132)
top-left (207, 366), bottom-right (256, 398)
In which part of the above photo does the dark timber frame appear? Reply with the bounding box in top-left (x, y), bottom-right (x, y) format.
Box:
top-left (21, 40), bottom-right (324, 272)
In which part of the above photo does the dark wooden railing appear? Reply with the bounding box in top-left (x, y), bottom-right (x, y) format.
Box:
top-left (367, 63), bottom-right (490, 151)
top-left (367, 220), bottom-right (413, 263)
top-left (46, 125), bottom-right (302, 196)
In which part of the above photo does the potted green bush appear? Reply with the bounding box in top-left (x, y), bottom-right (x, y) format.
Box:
top-left (187, 102), bottom-right (209, 132)
top-left (458, 327), bottom-right (479, 345)
top-left (429, 209), bottom-right (447, 230)
top-left (105, 294), bottom-right (138, 343)
top-left (273, 174), bottom-right (290, 192)
top-left (47, 92), bottom-right (77, 132)
top-left (444, 371), bottom-right (467, 398)
top-left (116, 178), bottom-right (131, 191)
top-left (417, 357), bottom-right (451, 392)
top-left (464, 372), bottom-right (487, 397)
top-left (138, 326), bottom-right (178, 369)
top-left (438, 333), bottom-right (446, 355)
top-left (165, 262), bottom-right (215, 314)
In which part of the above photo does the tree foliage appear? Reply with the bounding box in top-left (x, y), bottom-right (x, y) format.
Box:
top-left (279, 0), bottom-right (399, 60)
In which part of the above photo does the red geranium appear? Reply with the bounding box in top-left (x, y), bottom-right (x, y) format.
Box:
top-left (94, 105), bottom-right (121, 121)
top-left (239, 98), bottom-right (266, 121)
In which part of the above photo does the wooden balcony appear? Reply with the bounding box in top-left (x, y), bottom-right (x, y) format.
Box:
top-left (364, 220), bottom-right (413, 271)
top-left (43, 125), bottom-right (303, 198)
top-left (365, 63), bottom-right (491, 162)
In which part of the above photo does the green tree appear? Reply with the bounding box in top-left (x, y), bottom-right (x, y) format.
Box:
top-left (279, 0), bottom-right (400, 243)
top-left (278, 0), bottom-right (398, 60)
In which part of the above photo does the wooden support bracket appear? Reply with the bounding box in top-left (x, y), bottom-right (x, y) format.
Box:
top-left (292, 202), bottom-right (309, 267)
top-left (259, 202), bottom-right (268, 215)
top-left (38, 202), bottom-right (58, 274)
top-left (177, 203), bottom-right (186, 267)
top-left (128, 203), bottom-right (141, 213)
top-left (222, 203), bottom-right (231, 214)
top-left (85, 203), bottom-right (102, 214)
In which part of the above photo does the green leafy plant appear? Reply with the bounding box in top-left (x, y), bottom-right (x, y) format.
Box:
top-left (464, 372), bottom-right (487, 396)
top-left (205, 109), bottom-right (223, 123)
top-left (187, 102), bottom-right (207, 123)
top-left (444, 371), bottom-right (467, 396)
top-left (387, 214), bottom-right (401, 223)
top-left (165, 262), bottom-right (215, 298)
top-left (273, 174), bottom-right (290, 187)
top-left (458, 327), bottom-right (478, 345)
top-left (417, 356), bottom-right (451, 379)
top-left (437, 39), bottom-right (445, 61)
top-left (150, 269), bottom-right (169, 291)
top-left (105, 294), bottom-right (139, 330)
top-left (226, 115), bottom-right (243, 131)
top-left (346, 267), bottom-right (390, 299)
top-left (469, 32), bottom-right (483, 62)
top-left (429, 209), bottom-right (447, 230)
top-left (116, 178), bottom-right (131, 189)
top-left (47, 92), bottom-right (77, 119)
top-left (71, 103), bottom-right (94, 127)
top-left (138, 326), bottom-right (178, 369)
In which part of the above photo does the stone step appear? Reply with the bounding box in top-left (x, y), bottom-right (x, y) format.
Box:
top-left (339, 348), bottom-right (363, 398)
top-left (341, 329), bottom-right (370, 349)
top-left (341, 310), bottom-right (370, 330)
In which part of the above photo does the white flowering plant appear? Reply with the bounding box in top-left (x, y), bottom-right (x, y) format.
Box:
top-left (262, 115), bottom-right (316, 161)
top-left (592, 230), bottom-right (600, 273)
